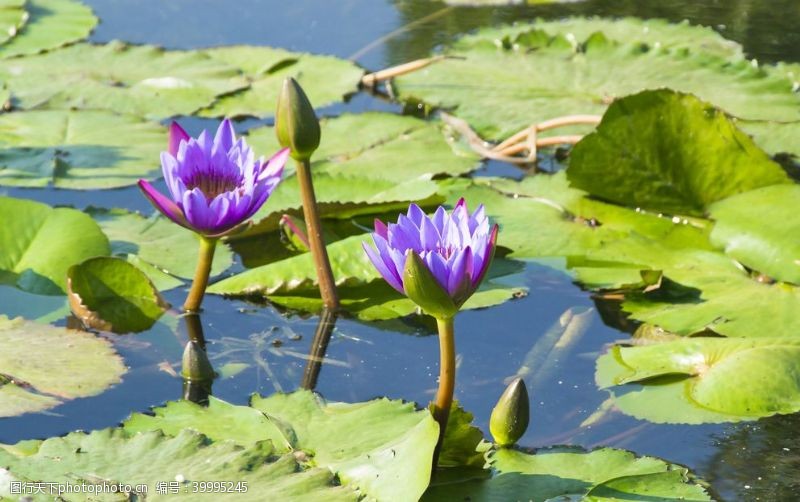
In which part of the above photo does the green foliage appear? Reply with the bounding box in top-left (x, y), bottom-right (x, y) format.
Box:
top-left (568, 90), bottom-right (790, 216)
top-left (0, 197), bottom-right (109, 294)
top-left (0, 110), bottom-right (165, 189)
top-left (0, 0), bottom-right (97, 58)
top-left (0, 316), bottom-right (125, 417)
top-left (67, 257), bottom-right (169, 333)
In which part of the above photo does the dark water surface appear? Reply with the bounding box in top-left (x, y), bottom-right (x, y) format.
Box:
top-left (2, 1), bottom-right (799, 500)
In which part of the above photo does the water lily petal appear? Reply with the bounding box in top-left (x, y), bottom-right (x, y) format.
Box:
top-left (213, 118), bottom-right (236, 154)
top-left (138, 180), bottom-right (190, 229)
top-left (364, 242), bottom-right (403, 294)
top-left (168, 121), bottom-right (190, 157)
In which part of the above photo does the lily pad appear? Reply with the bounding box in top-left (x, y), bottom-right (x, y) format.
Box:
top-left (0, 41), bottom-right (247, 118)
top-left (0, 110), bottom-right (166, 189)
top-left (393, 20), bottom-right (800, 140)
top-left (0, 196), bottom-right (109, 294)
top-left (124, 391), bottom-right (438, 502)
top-left (568, 90), bottom-right (790, 216)
top-left (239, 112), bottom-right (477, 236)
top-left (0, 0), bottom-right (27, 46)
top-left (201, 46), bottom-right (363, 118)
top-left (709, 185), bottom-right (800, 284)
top-left (596, 337), bottom-right (800, 423)
top-left (0, 0), bottom-right (96, 59)
top-left (67, 257), bottom-right (169, 334)
top-left (0, 429), bottom-right (358, 501)
top-left (89, 208), bottom-right (234, 287)
top-left (0, 316), bottom-right (125, 417)
top-left (424, 446), bottom-right (710, 500)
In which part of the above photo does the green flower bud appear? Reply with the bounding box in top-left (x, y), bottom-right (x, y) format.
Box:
top-left (403, 250), bottom-right (458, 320)
top-left (181, 340), bottom-right (215, 381)
top-left (275, 77), bottom-right (321, 161)
top-left (490, 377), bottom-right (530, 447)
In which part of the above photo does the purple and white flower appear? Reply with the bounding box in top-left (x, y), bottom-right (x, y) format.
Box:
top-left (138, 119), bottom-right (288, 237)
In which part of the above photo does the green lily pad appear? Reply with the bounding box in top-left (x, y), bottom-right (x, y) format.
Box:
top-left (737, 119), bottom-right (800, 160)
top-left (238, 112), bottom-right (476, 236)
top-left (123, 391), bottom-right (438, 502)
top-left (393, 20), bottom-right (800, 140)
top-left (0, 0), bottom-right (27, 46)
top-left (67, 257), bottom-right (169, 334)
top-left (424, 446), bottom-right (710, 500)
top-left (201, 46), bottom-right (363, 118)
top-left (0, 316), bottom-right (125, 417)
top-left (0, 0), bottom-right (96, 59)
top-left (0, 196), bottom-right (109, 294)
top-left (0, 110), bottom-right (166, 189)
top-left (89, 208), bottom-right (234, 287)
top-left (568, 90), bottom-right (790, 216)
top-left (596, 337), bottom-right (800, 423)
top-left (709, 185), bottom-right (800, 284)
top-left (0, 429), bottom-right (358, 501)
top-left (1, 41), bottom-right (247, 118)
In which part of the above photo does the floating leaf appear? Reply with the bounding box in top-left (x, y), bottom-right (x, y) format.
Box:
top-left (1, 41), bottom-right (247, 118)
top-left (201, 46), bottom-right (363, 118)
top-left (0, 196), bottom-right (109, 294)
top-left (0, 0), bottom-right (27, 46)
top-left (709, 185), bottom-right (800, 284)
top-left (568, 90), bottom-right (790, 216)
top-left (90, 208), bottom-right (234, 286)
top-left (0, 316), bottom-right (125, 417)
top-left (596, 337), bottom-right (800, 423)
top-left (0, 429), bottom-right (357, 501)
top-left (0, 0), bottom-right (96, 59)
top-left (0, 110), bottom-right (165, 189)
top-left (424, 446), bottom-right (710, 500)
top-left (67, 257), bottom-right (169, 334)
top-left (393, 20), bottom-right (800, 140)
top-left (124, 391), bottom-right (438, 502)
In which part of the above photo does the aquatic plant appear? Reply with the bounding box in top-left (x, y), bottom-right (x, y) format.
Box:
top-left (138, 119), bottom-right (288, 312)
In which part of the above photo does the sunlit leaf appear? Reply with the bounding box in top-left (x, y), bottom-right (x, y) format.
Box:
top-left (0, 0), bottom-right (96, 58)
top-left (0, 196), bottom-right (109, 294)
top-left (0, 316), bottom-right (125, 417)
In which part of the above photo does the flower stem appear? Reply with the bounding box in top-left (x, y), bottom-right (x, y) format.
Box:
top-left (432, 316), bottom-right (456, 468)
top-left (296, 159), bottom-right (340, 311)
top-left (183, 236), bottom-right (217, 313)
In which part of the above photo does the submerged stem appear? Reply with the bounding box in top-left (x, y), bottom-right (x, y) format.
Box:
top-left (296, 159), bottom-right (340, 311)
top-left (432, 316), bottom-right (456, 468)
top-left (183, 236), bottom-right (217, 313)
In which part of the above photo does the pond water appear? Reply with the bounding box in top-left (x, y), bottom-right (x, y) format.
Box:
top-left (2, 1), bottom-right (799, 500)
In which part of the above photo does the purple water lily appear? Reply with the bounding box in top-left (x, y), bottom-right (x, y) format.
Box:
top-left (138, 119), bottom-right (289, 237)
top-left (364, 199), bottom-right (498, 313)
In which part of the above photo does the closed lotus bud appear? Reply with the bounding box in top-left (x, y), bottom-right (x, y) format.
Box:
top-left (275, 77), bottom-right (321, 161)
top-left (181, 340), bottom-right (215, 381)
top-left (403, 250), bottom-right (458, 320)
top-left (490, 377), bottom-right (530, 447)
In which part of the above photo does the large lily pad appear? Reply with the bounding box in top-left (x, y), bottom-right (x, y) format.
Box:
top-left (709, 185), bottom-right (800, 284)
top-left (90, 208), bottom-right (234, 287)
top-left (568, 90), bottom-right (790, 216)
top-left (393, 20), bottom-right (800, 140)
top-left (201, 46), bottom-right (363, 118)
top-left (0, 110), bottom-right (166, 189)
top-left (123, 392), bottom-right (438, 502)
top-left (0, 41), bottom-right (247, 118)
top-left (424, 446), bottom-right (710, 500)
top-left (596, 337), bottom-right (800, 423)
top-left (0, 316), bottom-right (125, 417)
top-left (0, 0), bottom-right (96, 59)
top-left (0, 428), bottom-right (357, 501)
top-left (0, 196), bottom-right (109, 294)
top-left (67, 257), bottom-right (169, 334)
top-left (238, 112), bottom-right (476, 236)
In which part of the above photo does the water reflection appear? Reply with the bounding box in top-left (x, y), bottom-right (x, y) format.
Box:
top-left (181, 314), bottom-right (214, 405)
top-left (300, 307), bottom-right (339, 390)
